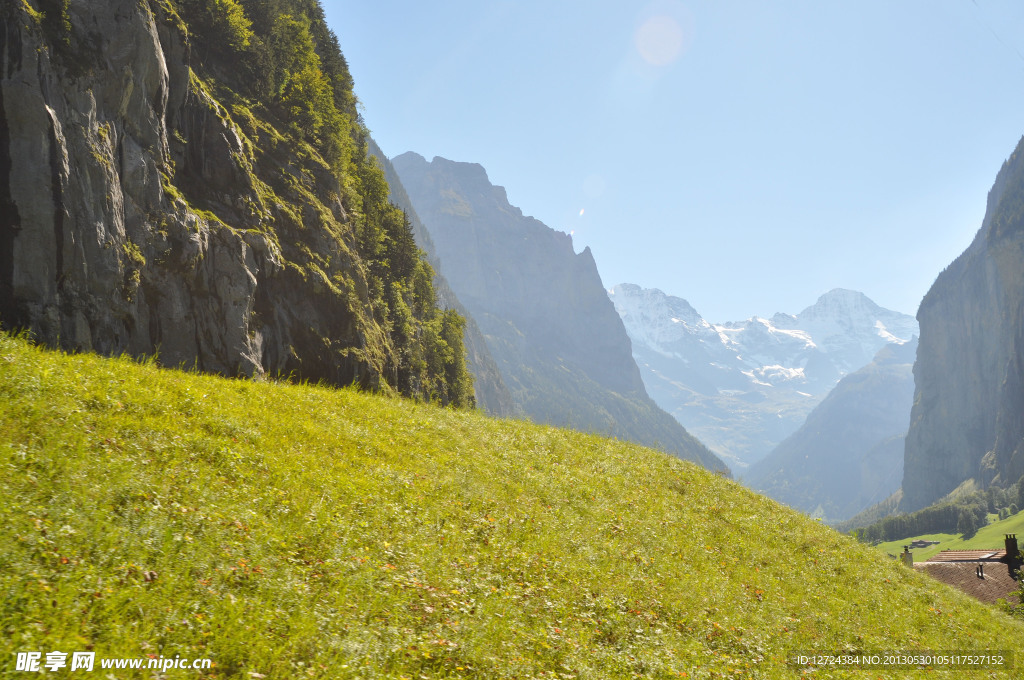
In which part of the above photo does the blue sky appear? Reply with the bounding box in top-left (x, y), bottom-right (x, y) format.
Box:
top-left (324, 1), bottom-right (1024, 322)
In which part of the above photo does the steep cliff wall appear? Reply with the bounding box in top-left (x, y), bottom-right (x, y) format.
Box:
top-left (901, 137), bottom-right (1024, 511)
top-left (392, 152), bottom-right (727, 471)
top-left (368, 140), bottom-right (515, 416)
top-left (0, 0), bottom-right (469, 401)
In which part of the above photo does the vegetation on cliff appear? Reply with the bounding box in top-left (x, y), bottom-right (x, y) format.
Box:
top-left (2, 332), bottom-right (1021, 678)
top-left (4, 0), bottom-right (472, 406)
top-left (158, 0), bottom-right (474, 406)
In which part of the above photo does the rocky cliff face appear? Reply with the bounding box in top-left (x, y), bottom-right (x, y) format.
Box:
top-left (745, 339), bottom-right (916, 522)
top-left (391, 152), bottom-right (726, 471)
top-left (901, 137), bottom-right (1024, 511)
top-left (0, 0), bottom-right (453, 396)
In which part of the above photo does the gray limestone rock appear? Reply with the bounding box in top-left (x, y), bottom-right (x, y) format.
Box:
top-left (901, 137), bottom-right (1024, 511)
top-left (0, 0), bottom-right (390, 390)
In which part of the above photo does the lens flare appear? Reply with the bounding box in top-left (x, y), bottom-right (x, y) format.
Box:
top-left (635, 14), bottom-right (686, 66)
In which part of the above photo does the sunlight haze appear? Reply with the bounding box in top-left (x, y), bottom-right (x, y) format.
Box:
top-left (326, 0), bottom-right (1024, 321)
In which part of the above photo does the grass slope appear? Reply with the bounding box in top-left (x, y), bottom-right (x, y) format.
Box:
top-left (876, 512), bottom-right (1024, 563)
top-left (1, 332), bottom-right (1022, 679)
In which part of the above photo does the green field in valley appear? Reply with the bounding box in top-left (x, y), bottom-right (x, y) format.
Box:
top-left (875, 511), bottom-right (1024, 563)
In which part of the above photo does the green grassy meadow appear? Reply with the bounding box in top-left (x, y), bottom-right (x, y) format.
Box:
top-left (875, 511), bottom-right (1024, 563)
top-left (1, 332), bottom-right (1022, 679)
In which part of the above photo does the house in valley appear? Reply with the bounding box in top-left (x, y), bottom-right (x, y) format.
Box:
top-left (909, 535), bottom-right (1022, 606)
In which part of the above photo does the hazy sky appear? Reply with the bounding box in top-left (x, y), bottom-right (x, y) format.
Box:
top-left (324, 1), bottom-right (1024, 322)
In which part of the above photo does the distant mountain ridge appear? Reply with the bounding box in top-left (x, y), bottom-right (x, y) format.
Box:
top-left (610, 284), bottom-right (918, 468)
top-left (745, 339), bottom-right (917, 522)
top-left (392, 153), bottom-right (726, 471)
top-left (367, 140), bottom-right (515, 416)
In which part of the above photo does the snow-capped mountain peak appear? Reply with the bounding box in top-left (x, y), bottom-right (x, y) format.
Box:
top-left (608, 283), bottom-right (919, 468)
top-left (608, 284), bottom-right (719, 355)
top-left (611, 285), bottom-right (916, 383)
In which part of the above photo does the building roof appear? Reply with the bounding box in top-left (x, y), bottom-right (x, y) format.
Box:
top-left (924, 549), bottom-right (1007, 562)
top-left (914, 561), bottom-right (1020, 605)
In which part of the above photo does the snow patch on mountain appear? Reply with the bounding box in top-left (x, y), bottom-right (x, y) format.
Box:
top-left (608, 284), bottom-right (919, 468)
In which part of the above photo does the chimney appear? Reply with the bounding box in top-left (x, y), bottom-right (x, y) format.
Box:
top-left (901, 546), bottom-right (913, 568)
top-left (1005, 534), bottom-right (1019, 560)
